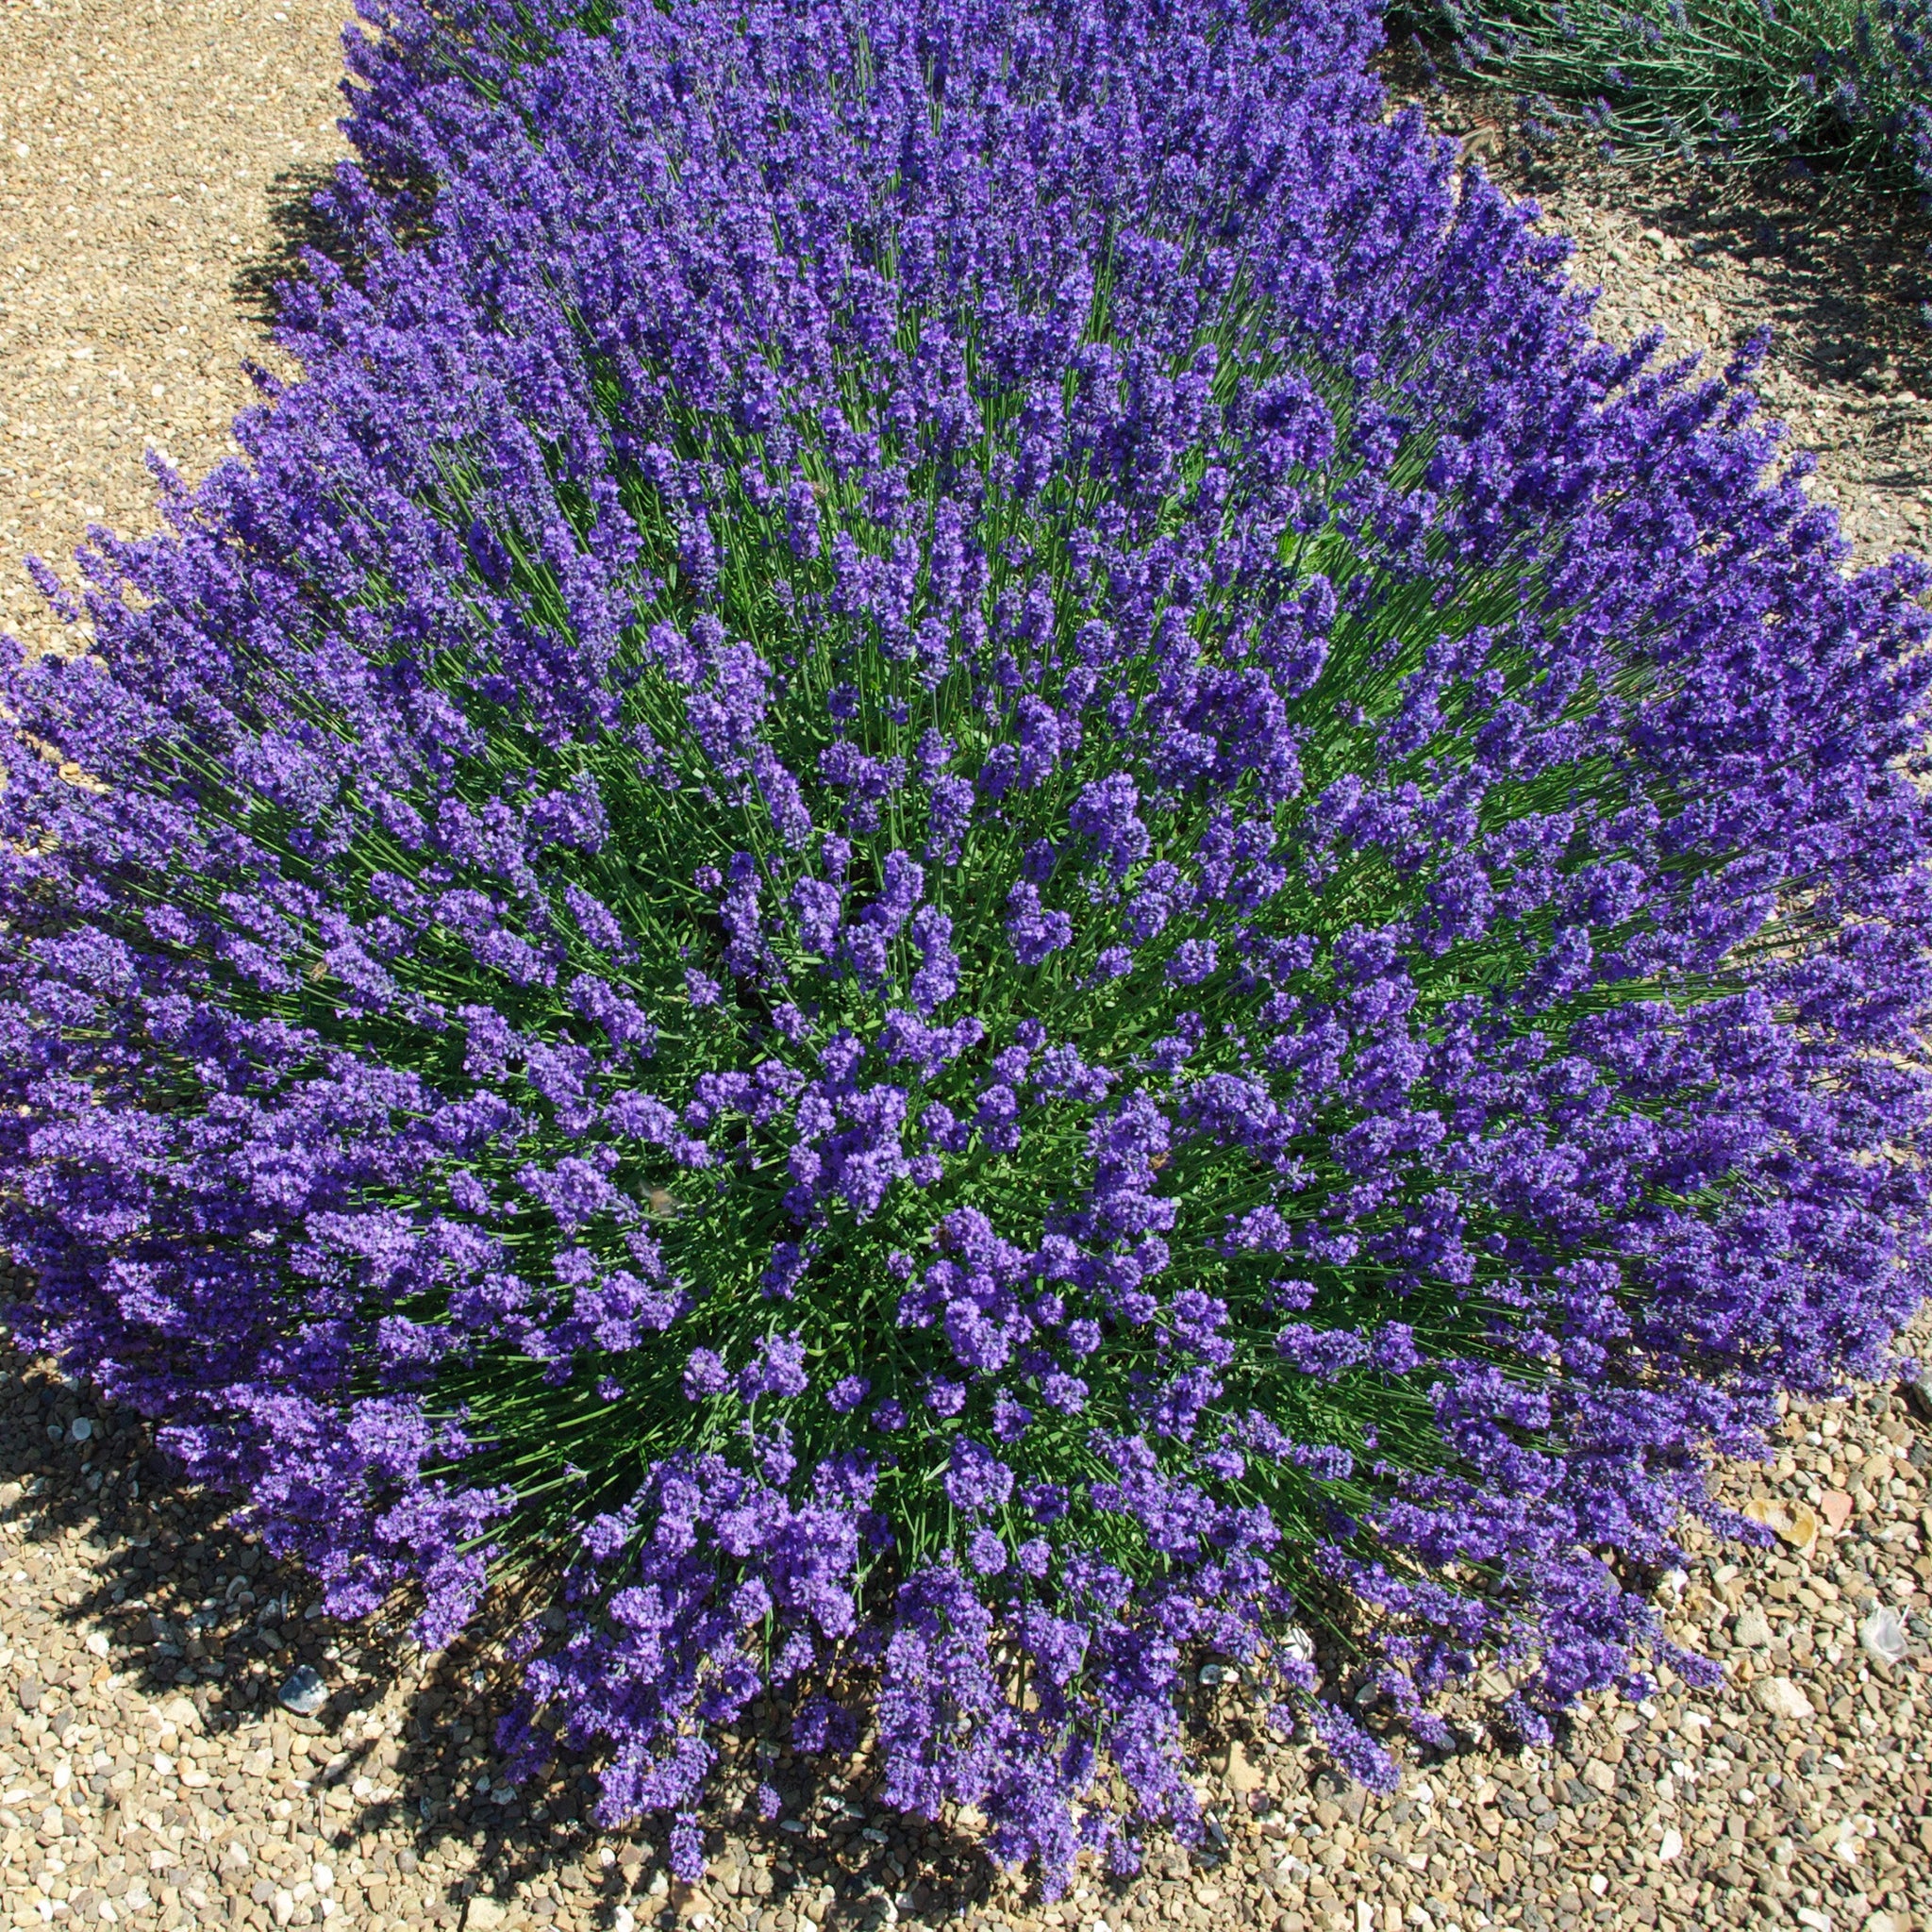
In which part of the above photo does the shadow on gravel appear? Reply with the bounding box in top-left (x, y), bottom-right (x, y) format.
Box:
top-left (231, 159), bottom-right (449, 330)
top-left (230, 162), bottom-right (368, 327)
top-left (0, 1354), bottom-right (1008, 1930)
top-left (1541, 161), bottom-right (1932, 408)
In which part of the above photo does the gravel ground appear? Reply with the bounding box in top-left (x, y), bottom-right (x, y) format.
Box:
top-left (0, 0), bottom-right (353, 658)
top-left (1, 1324), bottom-right (1926, 1932)
top-left (3, 19), bottom-right (1931, 1932)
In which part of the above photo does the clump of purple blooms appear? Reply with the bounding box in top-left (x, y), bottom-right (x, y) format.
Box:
top-left (4, 0), bottom-right (1931, 1890)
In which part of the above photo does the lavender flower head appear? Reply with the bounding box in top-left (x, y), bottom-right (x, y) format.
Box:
top-left (2, 0), bottom-right (1930, 1891)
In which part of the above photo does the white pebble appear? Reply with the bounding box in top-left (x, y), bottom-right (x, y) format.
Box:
top-left (1753, 1675), bottom-right (1815, 1722)
top-left (1280, 1624), bottom-right (1316, 1662)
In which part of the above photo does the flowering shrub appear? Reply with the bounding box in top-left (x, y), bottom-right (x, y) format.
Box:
top-left (1424, 0), bottom-right (1932, 198)
top-left (5, 0), bottom-right (1932, 1889)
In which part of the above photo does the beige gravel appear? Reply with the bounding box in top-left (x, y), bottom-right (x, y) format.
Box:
top-left (3, 17), bottom-right (1931, 1932)
top-left (0, 0), bottom-right (354, 658)
top-left (2, 1325), bottom-right (1926, 1932)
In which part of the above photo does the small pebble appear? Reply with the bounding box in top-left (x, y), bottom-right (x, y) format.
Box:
top-left (277, 1664), bottom-right (327, 1717)
top-left (1223, 1740), bottom-right (1264, 1795)
top-left (1905, 1369), bottom-right (1932, 1424)
top-left (1754, 1674), bottom-right (1815, 1721)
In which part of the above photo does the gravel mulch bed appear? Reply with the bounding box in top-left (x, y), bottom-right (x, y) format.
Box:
top-left (1, 1326), bottom-right (1925, 1932)
top-left (2, 18), bottom-right (1930, 1932)
top-left (0, 0), bottom-right (352, 658)
top-left (1418, 92), bottom-right (1932, 571)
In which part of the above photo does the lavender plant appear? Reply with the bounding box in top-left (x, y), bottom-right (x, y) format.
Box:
top-left (1425, 0), bottom-right (1932, 196)
top-left (5, 0), bottom-right (1931, 1888)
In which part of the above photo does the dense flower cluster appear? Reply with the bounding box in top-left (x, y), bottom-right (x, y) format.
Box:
top-left (5, 0), bottom-right (1931, 1889)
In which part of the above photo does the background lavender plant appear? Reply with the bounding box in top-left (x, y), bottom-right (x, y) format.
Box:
top-left (1415, 0), bottom-right (1932, 199)
top-left (4, 0), bottom-right (1932, 1890)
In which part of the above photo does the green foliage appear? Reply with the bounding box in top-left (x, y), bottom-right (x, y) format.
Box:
top-left (1408, 0), bottom-right (1932, 194)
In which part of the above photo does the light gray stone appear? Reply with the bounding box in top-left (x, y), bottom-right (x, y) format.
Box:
top-left (1753, 1676), bottom-right (1815, 1722)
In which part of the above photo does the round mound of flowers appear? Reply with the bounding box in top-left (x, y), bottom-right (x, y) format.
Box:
top-left (4, 0), bottom-right (1931, 1886)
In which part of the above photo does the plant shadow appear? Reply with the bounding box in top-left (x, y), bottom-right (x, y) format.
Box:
top-left (1545, 158), bottom-right (1931, 403)
top-left (230, 163), bottom-right (368, 328)
top-left (0, 1353), bottom-right (1022, 1932)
